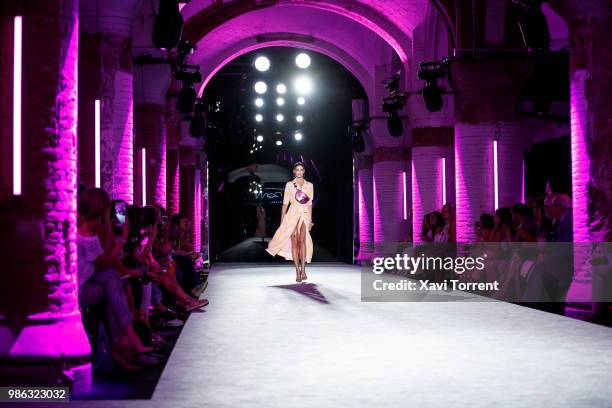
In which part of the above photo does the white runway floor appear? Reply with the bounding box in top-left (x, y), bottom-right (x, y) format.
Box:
top-left (62, 263), bottom-right (612, 407)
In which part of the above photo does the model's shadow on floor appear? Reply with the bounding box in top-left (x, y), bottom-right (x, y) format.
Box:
top-left (270, 282), bottom-right (329, 303)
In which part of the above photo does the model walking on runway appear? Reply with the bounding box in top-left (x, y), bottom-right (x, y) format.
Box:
top-left (265, 162), bottom-right (314, 282)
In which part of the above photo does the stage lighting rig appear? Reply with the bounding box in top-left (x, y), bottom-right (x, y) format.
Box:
top-left (381, 72), bottom-right (407, 137)
top-left (153, 0), bottom-right (184, 51)
top-left (417, 61), bottom-right (446, 113)
top-left (175, 65), bottom-right (202, 114)
top-left (189, 98), bottom-right (207, 138)
top-left (349, 120), bottom-right (368, 153)
top-left (512, 0), bottom-right (551, 53)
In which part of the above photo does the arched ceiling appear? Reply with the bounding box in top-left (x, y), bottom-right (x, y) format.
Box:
top-left (186, 4), bottom-right (398, 98)
top-left (181, 0), bottom-right (440, 62)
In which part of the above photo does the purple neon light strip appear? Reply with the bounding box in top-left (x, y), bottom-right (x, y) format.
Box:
top-left (13, 16), bottom-right (22, 196)
top-left (493, 140), bottom-right (499, 210)
top-left (402, 170), bottom-right (407, 220)
top-left (142, 148), bottom-right (147, 205)
top-left (95, 99), bottom-right (101, 188)
top-left (441, 157), bottom-right (447, 206)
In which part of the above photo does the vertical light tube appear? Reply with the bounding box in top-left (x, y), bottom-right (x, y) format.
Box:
top-left (94, 99), bottom-right (101, 188)
top-left (141, 148), bottom-right (147, 205)
top-left (13, 16), bottom-right (22, 196)
top-left (402, 170), bottom-right (407, 220)
top-left (441, 157), bottom-right (447, 206)
top-left (493, 140), bottom-right (499, 210)
top-left (521, 159), bottom-right (525, 204)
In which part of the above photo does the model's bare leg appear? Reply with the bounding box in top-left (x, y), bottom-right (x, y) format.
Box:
top-left (298, 220), bottom-right (307, 280)
top-left (291, 225), bottom-right (301, 282)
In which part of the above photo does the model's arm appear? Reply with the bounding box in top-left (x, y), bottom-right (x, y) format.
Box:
top-left (280, 182), bottom-right (291, 223)
top-left (308, 183), bottom-right (314, 231)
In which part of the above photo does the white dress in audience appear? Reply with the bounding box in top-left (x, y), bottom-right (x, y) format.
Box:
top-left (434, 224), bottom-right (449, 243)
top-left (77, 232), bottom-right (103, 287)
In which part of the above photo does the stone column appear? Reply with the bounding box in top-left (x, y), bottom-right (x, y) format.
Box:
top-left (133, 62), bottom-right (171, 207)
top-left (166, 81), bottom-right (182, 215)
top-left (356, 154), bottom-right (374, 260)
top-left (548, 1), bottom-right (612, 310)
top-left (78, 0), bottom-right (140, 201)
top-left (447, 58), bottom-right (527, 243)
top-left (411, 127), bottom-right (454, 243)
top-left (0, 0), bottom-right (91, 391)
top-left (180, 146), bottom-right (199, 249)
top-left (370, 64), bottom-right (412, 254)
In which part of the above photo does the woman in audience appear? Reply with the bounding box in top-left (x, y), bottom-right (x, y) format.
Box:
top-left (421, 212), bottom-right (434, 242)
top-left (125, 206), bottom-right (208, 312)
top-left (441, 203), bottom-right (456, 242)
top-left (77, 188), bottom-right (154, 371)
top-left (429, 211), bottom-right (447, 242)
top-left (493, 207), bottom-right (515, 242)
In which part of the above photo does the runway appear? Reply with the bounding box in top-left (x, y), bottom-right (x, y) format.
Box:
top-left (58, 262), bottom-right (612, 407)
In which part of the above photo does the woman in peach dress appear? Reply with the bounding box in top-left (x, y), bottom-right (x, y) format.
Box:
top-left (265, 162), bottom-right (314, 282)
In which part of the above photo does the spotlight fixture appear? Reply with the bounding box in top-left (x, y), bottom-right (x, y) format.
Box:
top-left (254, 56), bottom-right (271, 72)
top-left (256, 135), bottom-right (264, 142)
top-left (297, 97), bottom-right (306, 105)
top-left (276, 97), bottom-right (285, 106)
top-left (349, 121), bottom-right (367, 153)
top-left (294, 76), bottom-right (313, 94)
top-left (276, 140), bottom-right (283, 146)
top-left (295, 53), bottom-right (311, 69)
top-left (189, 98), bottom-right (207, 138)
top-left (254, 81), bottom-right (267, 94)
top-left (294, 132), bottom-right (303, 141)
top-left (513, 0), bottom-right (551, 53)
top-left (276, 114), bottom-right (284, 122)
top-left (176, 39), bottom-right (195, 65)
top-left (380, 72), bottom-right (408, 137)
top-left (296, 115), bottom-right (303, 123)
top-left (175, 69), bottom-right (203, 114)
top-left (255, 114), bottom-right (263, 122)
top-left (417, 62), bottom-right (446, 113)
top-left (276, 83), bottom-right (287, 94)
top-left (153, 0), bottom-right (184, 51)
top-left (255, 98), bottom-right (264, 107)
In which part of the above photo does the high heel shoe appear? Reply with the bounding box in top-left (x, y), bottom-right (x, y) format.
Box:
top-left (300, 264), bottom-right (307, 282)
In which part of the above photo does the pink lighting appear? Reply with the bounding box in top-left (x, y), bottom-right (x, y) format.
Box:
top-left (441, 157), bottom-right (447, 206)
top-left (402, 170), bottom-right (407, 220)
top-left (142, 148), bottom-right (147, 205)
top-left (94, 99), bottom-right (101, 188)
top-left (13, 16), bottom-right (22, 196)
top-left (493, 140), bottom-right (499, 210)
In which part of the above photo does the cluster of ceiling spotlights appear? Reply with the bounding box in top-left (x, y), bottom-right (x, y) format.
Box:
top-left (250, 52), bottom-right (311, 150)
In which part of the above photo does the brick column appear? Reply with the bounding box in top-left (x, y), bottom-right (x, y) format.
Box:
top-left (0, 0), bottom-right (91, 391)
top-left (134, 104), bottom-right (167, 206)
top-left (78, 0), bottom-right (140, 201)
top-left (165, 85), bottom-right (182, 215)
top-left (411, 127), bottom-right (454, 243)
top-left (180, 146), bottom-right (198, 249)
top-left (558, 10), bottom-right (612, 308)
top-left (448, 59), bottom-right (526, 243)
top-left (372, 137), bottom-right (411, 250)
top-left (356, 155), bottom-right (374, 260)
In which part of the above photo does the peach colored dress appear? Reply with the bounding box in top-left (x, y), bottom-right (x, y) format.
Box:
top-left (265, 179), bottom-right (314, 263)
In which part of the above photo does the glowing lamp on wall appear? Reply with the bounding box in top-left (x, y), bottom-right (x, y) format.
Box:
top-left (13, 16), bottom-right (22, 196)
top-left (493, 139), bottom-right (499, 210)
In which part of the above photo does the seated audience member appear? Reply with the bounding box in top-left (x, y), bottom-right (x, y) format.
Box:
top-left (77, 188), bottom-right (155, 371)
top-left (421, 212), bottom-right (434, 242)
top-left (493, 207), bottom-right (515, 242)
top-left (128, 206), bottom-right (208, 312)
top-left (512, 203), bottom-right (537, 242)
top-left (430, 211), bottom-right (447, 243)
top-left (475, 213), bottom-right (496, 243)
top-left (441, 203), bottom-right (456, 242)
top-left (532, 196), bottom-right (555, 242)
top-left (522, 193), bottom-right (574, 314)
top-left (155, 207), bottom-right (207, 297)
